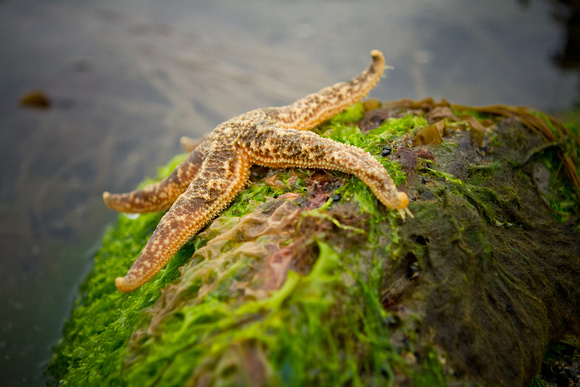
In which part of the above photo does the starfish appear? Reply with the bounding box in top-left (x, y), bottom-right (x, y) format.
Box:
top-left (104, 50), bottom-right (411, 293)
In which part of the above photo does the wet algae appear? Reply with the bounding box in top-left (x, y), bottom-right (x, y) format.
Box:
top-left (47, 101), bottom-right (580, 386)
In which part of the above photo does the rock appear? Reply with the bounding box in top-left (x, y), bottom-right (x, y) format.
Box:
top-left (46, 101), bottom-right (580, 386)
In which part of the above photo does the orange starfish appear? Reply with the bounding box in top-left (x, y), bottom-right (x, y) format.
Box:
top-left (104, 50), bottom-right (411, 292)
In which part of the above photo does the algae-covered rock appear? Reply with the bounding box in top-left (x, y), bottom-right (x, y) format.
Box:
top-left (47, 101), bottom-right (580, 386)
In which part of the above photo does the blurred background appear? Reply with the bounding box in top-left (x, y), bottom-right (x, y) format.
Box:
top-left (0, 0), bottom-right (578, 385)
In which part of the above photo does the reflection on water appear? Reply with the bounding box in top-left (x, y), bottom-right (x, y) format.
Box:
top-left (0, 0), bottom-right (576, 385)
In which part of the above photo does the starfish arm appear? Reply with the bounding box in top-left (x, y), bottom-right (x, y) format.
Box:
top-left (115, 142), bottom-right (252, 292)
top-left (265, 50), bottom-right (385, 131)
top-left (180, 136), bottom-right (205, 152)
top-left (243, 126), bottom-right (409, 211)
top-left (103, 144), bottom-right (206, 214)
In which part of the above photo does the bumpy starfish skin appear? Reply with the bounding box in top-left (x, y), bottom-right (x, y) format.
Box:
top-left (103, 50), bottom-right (410, 292)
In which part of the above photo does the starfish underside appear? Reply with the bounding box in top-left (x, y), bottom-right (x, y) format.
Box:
top-left (104, 50), bottom-right (410, 292)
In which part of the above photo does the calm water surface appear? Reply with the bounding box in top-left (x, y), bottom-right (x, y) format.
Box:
top-left (0, 0), bottom-right (576, 385)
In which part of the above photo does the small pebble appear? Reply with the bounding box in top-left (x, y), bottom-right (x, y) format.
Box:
top-left (20, 90), bottom-right (51, 109)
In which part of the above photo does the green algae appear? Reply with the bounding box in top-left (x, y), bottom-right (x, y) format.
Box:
top-left (133, 239), bottom-right (393, 387)
top-left (47, 101), bottom-right (579, 387)
top-left (534, 148), bottom-right (579, 222)
top-left (318, 102), bottom-right (422, 187)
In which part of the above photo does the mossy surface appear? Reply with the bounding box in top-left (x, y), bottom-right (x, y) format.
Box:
top-left (47, 101), bottom-right (580, 386)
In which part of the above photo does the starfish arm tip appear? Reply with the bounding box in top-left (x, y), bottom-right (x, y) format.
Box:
top-left (115, 276), bottom-right (135, 293)
top-left (394, 192), bottom-right (413, 220)
top-left (397, 192), bottom-right (409, 209)
top-left (179, 136), bottom-right (190, 148)
top-left (103, 191), bottom-right (112, 207)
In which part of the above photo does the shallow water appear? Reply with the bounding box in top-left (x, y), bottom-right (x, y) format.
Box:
top-left (0, 0), bottom-right (576, 385)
